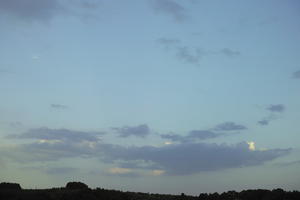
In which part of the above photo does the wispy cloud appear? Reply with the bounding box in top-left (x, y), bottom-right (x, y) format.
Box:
top-left (292, 70), bottom-right (300, 79)
top-left (257, 119), bottom-right (269, 126)
top-left (0, 0), bottom-right (64, 22)
top-left (156, 38), bottom-right (181, 49)
top-left (51, 104), bottom-right (68, 110)
top-left (176, 46), bottom-right (204, 65)
top-left (214, 122), bottom-right (247, 131)
top-left (161, 122), bottom-right (246, 143)
top-left (151, 0), bottom-right (187, 22)
top-left (220, 48), bottom-right (241, 57)
top-left (157, 37), bottom-right (241, 66)
top-left (112, 124), bottom-right (150, 138)
top-left (0, 0), bottom-right (101, 22)
top-left (8, 127), bottom-right (104, 143)
top-left (257, 104), bottom-right (285, 126)
top-left (267, 104), bottom-right (285, 113)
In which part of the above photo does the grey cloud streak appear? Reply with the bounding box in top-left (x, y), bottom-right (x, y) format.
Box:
top-left (267, 104), bottom-right (285, 113)
top-left (161, 122), bottom-right (246, 143)
top-left (257, 104), bottom-right (285, 126)
top-left (292, 70), bottom-right (300, 79)
top-left (157, 37), bottom-right (241, 66)
top-left (112, 124), bottom-right (150, 138)
top-left (214, 122), bottom-right (247, 131)
top-left (0, 0), bottom-right (101, 22)
top-left (151, 0), bottom-right (187, 22)
top-left (51, 104), bottom-right (68, 110)
top-left (0, 0), bottom-right (63, 21)
top-left (7, 127), bottom-right (104, 143)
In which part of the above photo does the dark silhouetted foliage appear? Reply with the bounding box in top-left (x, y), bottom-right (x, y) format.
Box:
top-left (66, 182), bottom-right (89, 190)
top-left (0, 182), bottom-right (22, 190)
top-left (0, 182), bottom-right (299, 200)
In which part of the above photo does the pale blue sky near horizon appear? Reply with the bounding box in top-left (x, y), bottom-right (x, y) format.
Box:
top-left (0, 0), bottom-right (300, 195)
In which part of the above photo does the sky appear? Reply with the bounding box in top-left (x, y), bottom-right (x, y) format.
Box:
top-left (0, 0), bottom-right (300, 195)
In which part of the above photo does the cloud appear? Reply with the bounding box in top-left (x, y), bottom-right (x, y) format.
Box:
top-left (161, 130), bottom-right (229, 143)
top-left (220, 48), bottom-right (241, 57)
top-left (156, 38), bottom-right (181, 49)
top-left (151, 169), bottom-right (165, 176)
top-left (0, 0), bottom-right (101, 22)
top-left (257, 119), bottom-right (269, 126)
top-left (78, 0), bottom-right (100, 10)
top-left (214, 122), bottom-right (247, 131)
top-left (151, 0), bottom-right (187, 22)
top-left (161, 122), bottom-right (246, 143)
top-left (275, 160), bottom-right (300, 167)
top-left (108, 167), bottom-right (132, 174)
top-left (101, 142), bottom-right (291, 175)
top-left (9, 121), bottom-right (23, 128)
top-left (156, 37), bottom-right (240, 66)
top-left (292, 70), bottom-right (300, 79)
top-left (105, 167), bottom-right (140, 177)
top-left (0, 0), bottom-right (64, 21)
top-left (176, 46), bottom-right (204, 65)
top-left (51, 104), bottom-right (68, 110)
top-left (257, 104), bottom-right (285, 126)
top-left (21, 166), bottom-right (77, 175)
top-left (8, 127), bottom-right (103, 143)
top-left (44, 167), bottom-right (77, 175)
top-left (112, 124), bottom-right (150, 138)
top-left (2, 126), bottom-right (291, 176)
top-left (267, 104), bottom-right (285, 113)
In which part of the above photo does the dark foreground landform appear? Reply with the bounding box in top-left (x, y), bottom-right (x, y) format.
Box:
top-left (0, 182), bottom-right (299, 200)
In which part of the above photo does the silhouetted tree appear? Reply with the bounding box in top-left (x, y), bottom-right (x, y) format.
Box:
top-left (65, 182), bottom-right (89, 190)
top-left (0, 182), bottom-right (22, 190)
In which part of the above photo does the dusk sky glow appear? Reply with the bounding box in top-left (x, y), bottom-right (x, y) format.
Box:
top-left (0, 0), bottom-right (300, 195)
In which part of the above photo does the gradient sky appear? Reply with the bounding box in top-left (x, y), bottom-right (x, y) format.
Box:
top-left (0, 0), bottom-right (300, 195)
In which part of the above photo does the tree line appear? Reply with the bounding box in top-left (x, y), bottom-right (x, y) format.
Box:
top-left (0, 182), bottom-right (299, 200)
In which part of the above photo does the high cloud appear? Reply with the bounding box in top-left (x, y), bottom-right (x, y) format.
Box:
top-left (257, 119), bottom-right (269, 126)
top-left (0, 0), bottom-right (101, 22)
top-left (51, 104), bottom-right (68, 110)
top-left (220, 48), bottom-right (241, 57)
top-left (0, 0), bottom-right (63, 21)
top-left (112, 124), bottom-right (150, 138)
top-left (292, 70), bottom-right (300, 79)
top-left (161, 130), bottom-right (225, 143)
top-left (151, 0), bottom-right (187, 22)
top-left (267, 104), bottom-right (285, 113)
top-left (7, 127), bottom-right (104, 143)
top-left (161, 122), bottom-right (246, 143)
top-left (257, 104), bottom-right (285, 126)
top-left (214, 122), bottom-right (247, 131)
top-left (157, 37), bottom-right (241, 66)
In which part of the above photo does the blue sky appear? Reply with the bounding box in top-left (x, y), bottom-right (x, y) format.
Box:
top-left (0, 0), bottom-right (300, 195)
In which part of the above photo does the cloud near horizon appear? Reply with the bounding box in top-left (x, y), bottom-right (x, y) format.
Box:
top-left (1, 126), bottom-right (291, 176)
top-left (100, 142), bottom-right (291, 175)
